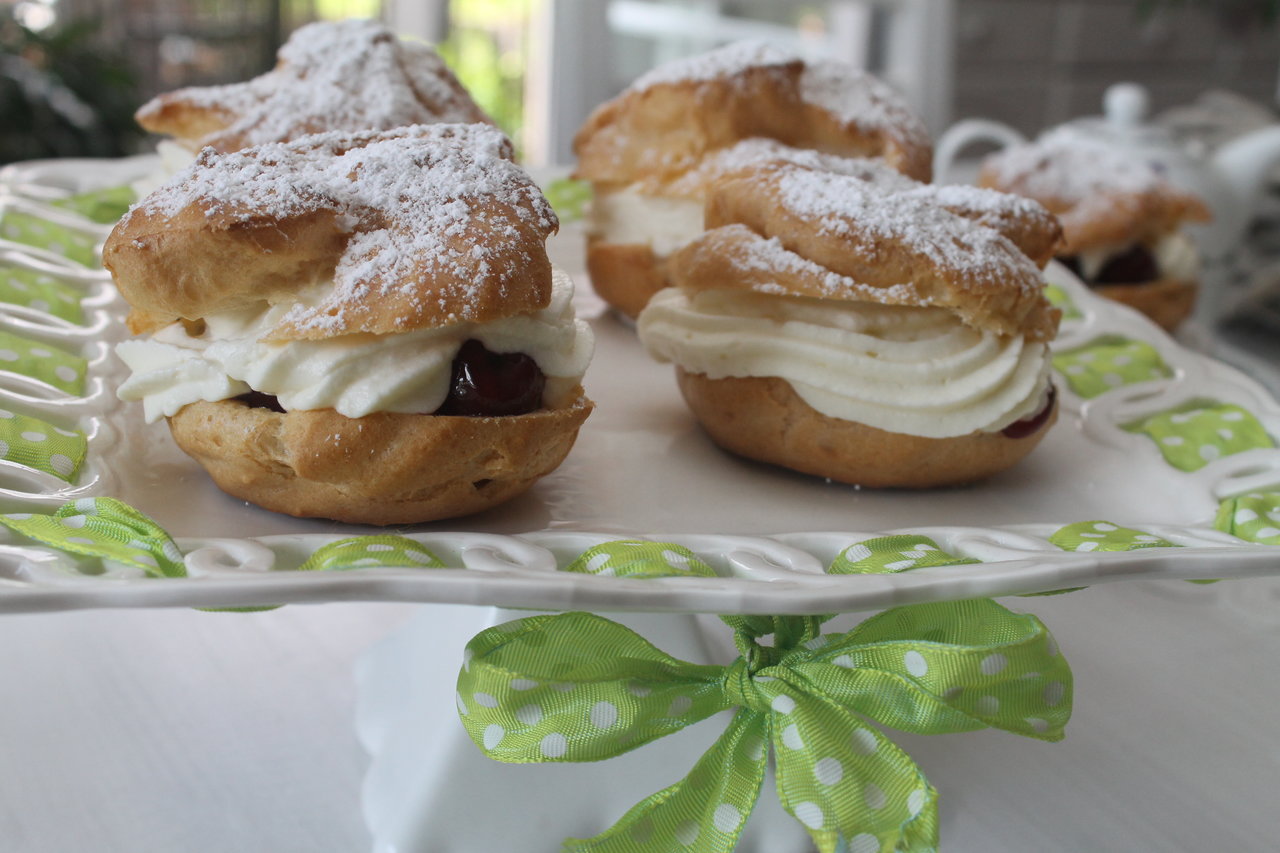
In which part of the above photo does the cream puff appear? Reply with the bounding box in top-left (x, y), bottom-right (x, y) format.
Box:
top-left (637, 159), bottom-right (1062, 488)
top-left (132, 19), bottom-right (490, 192)
top-left (104, 124), bottom-right (593, 524)
top-left (979, 129), bottom-right (1210, 331)
top-left (573, 42), bottom-right (933, 319)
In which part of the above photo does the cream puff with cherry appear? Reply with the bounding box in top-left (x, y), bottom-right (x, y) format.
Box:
top-left (105, 124), bottom-right (593, 524)
top-left (979, 129), bottom-right (1210, 331)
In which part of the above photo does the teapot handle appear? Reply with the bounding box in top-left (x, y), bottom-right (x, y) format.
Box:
top-left (933, 119), bottom-right (1028, 184)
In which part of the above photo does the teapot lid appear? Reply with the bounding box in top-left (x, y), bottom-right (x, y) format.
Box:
top-left (1053, 83), bottom-right (1180, 153)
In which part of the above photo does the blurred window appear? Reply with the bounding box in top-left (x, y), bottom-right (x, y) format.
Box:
top-left (400, 0), bottom-right (953, 166)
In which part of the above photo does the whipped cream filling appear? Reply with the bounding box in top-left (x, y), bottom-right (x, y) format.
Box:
top-left (588, 188), bottom-right (703, 257)
top-left (638, 288), bottom-right (1051, 439)
top-left (1153, 231), bottom-right (1199, 281)
top-left (117, 269), bottom-right (593, 423)
top-left (129, 139), bottom-right (199, 198)
top-left (1076, 231), bottom-right (1199, 282)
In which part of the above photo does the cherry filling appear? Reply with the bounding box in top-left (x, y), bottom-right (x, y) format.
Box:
top-left (1001, 385), bottom-right (1056, 439)
top-left (234, 391), bottom-right (286, 412)
top-left (434, 339), bottom-right (546, 417)
top-left (1058, 245), bottom-right (1159, 286)
top-left (232, 341), bottom-right (546, 418)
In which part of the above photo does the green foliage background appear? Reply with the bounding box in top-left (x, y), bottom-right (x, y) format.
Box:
top-left (0, 16), bottom-right (143, 165)
top-left (437, 0), bottom-right (531, 144)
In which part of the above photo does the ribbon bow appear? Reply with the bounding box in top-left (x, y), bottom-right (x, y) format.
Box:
top-left (458, 600), bottom-right (1071, 852)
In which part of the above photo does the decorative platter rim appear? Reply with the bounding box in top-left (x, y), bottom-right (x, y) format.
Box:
top-left (0, 154), bottom-right (1273, 615)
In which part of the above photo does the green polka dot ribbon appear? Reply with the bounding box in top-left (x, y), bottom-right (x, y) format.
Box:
top-left (458, 602), bottom-right (1071, 853)
top-left (1048, 520), bottom-right (1230, 585)
top-left (297, 535), bottom-right (445, 571)
top-left (565, 541), bottom-right (716, 578)
top-left (829, 535), bottom-right (978, 574)
top-left (1215, 492), bottom-right (1280, 545)
top-left (0, 265), bottom-right (85, 324)
top-left (1043, 283), bottom-right (1081, 320)
top-left (0, 497), bottom-right (185, 577)
top-left (0, 408), bottom-right (86, 482)
top-left (1053, 336), bottom-right (1172, 399)
top-left (0, 210), bottom-right (99, 267)
top-left (543, 177), bottom-right (591, 223)
top-left (0, 329), bottom-right (86, 395)
top-left (828, 533), bottom-right (1089, 597)
top-left (50, 185), bottom-right (136, 225)
top-left (1125, 400), bottom-right (1274, 472)
top-left (1048, 521), bottom-right (1175, 553)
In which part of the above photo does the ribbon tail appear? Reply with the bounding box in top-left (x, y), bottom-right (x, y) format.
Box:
top-left (0, 497), bottom-right (185, 577)
top-left (564, 708), bottom-right (768, 853)
top-left (767, 687), bottom-right (938, 853)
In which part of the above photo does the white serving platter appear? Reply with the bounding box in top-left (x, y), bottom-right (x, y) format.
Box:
top-left (0, 155), bottom-right (1275, 615)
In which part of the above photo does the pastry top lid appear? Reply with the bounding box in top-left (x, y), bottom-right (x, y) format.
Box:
top-left (978, 128), bottom-right (1210, 253)
top-left (670, 161), bottom-right (1061, 342)
top-left (135, 19), bottom-right (491, 152)
top-left (104, 124), bottom-right (558, 339)
top-left (657, 141), bottom-right (1060, 269)
top-left (573, 41), bottom-right (933, 187)
top-left (657, 137), bottom-right (914, 199)
top-left (798, 59), bottom-right (932, 180)
top-left (627, 40), bottom-right (798, 92)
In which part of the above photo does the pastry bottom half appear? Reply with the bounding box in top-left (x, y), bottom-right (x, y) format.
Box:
top-left (585, 236), bottom-right (669, 321)
top-left (167, 392), bottom-right (593, 525)
top-left (676, 370), bottom-right (1057, 488)
top-left (1092, 277), bottom-right (1196, 332)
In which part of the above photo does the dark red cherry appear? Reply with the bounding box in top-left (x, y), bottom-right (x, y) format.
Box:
top-left (1002, 385), bottom-right (1056, 439)
top-left (1094, 245), bottom-right (1158, 285)
top-left (435, 339), bottom-right (545, 417)
top-left (235, 391), bottom-right (286, 412)
top-left (1057, 246), bottom-right (1158, 286)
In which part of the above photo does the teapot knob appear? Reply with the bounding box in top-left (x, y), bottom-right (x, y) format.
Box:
top-left (1104, 82), bottom-right (1150, 129)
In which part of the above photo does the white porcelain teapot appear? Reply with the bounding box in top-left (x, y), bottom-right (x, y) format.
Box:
top-left (934, 83), bottom-right (1280, 263)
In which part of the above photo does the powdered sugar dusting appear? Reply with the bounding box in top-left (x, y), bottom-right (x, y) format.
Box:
top-left (982, 127), bottom-right (1174, 204)
top-left (693, 139), bottom-right (918, 191)
top-left (717, 157), bottom-right (1054, 266)
top-left (145, 19), bottom-right (487, 149)
top-left (134, 124), bottom-right (556, 335)
top-left (629, 40), bottom-right (800, 93)
top-left (397, 39), bottom-right (484, 117)
top-left (915, 184), bottom-right (1046, 219)
top-left (725, 226), bottom-right (926, 305)
top-left (772, 166), bottom-right (1042, 290)
top-left (800, 60), bottom-right (928, 143)
top-left (170, 80), bottom-right (260, 118)
top-left (906, 183), bottom-right (1060, 261)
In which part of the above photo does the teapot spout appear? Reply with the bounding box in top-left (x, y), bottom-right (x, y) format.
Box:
top-left (1212, 125), bottom-right (1280, 214)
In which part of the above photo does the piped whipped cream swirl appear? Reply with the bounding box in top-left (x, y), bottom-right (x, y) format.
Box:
top-left (638, 288), bottom-right (1050, 438)
top-left (117, 268), bottom-right (593, 423)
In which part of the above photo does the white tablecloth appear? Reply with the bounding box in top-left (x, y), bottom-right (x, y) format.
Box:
top-left (2, 579), bottom-right (1280, 852)
top-left (0, 602), bottom-right (418, 852)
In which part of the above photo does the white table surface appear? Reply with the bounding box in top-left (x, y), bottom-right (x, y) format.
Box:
top-left (0, 155), bottom-right (1277, 849)
top-left (0, 602), bottom-right (419, 852)
top-left (3, 577), bottom-right (1280, 852)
